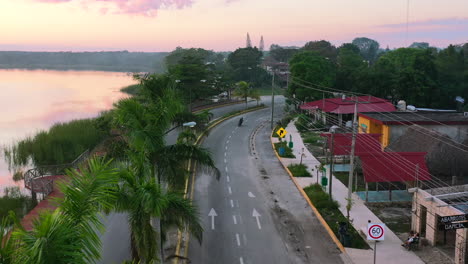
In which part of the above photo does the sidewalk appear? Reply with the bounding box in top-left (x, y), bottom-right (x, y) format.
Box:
top-left (273, 121), bottom-right (424, 264)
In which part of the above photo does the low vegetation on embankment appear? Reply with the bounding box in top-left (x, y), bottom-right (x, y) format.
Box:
top-left (4, 114), bottom-right (111, 167)
top-left (0, 187), bottom-right (33, 219)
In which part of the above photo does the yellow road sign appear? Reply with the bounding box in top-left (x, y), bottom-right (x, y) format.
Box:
top-left (276, 127), bottom-right (287, 138)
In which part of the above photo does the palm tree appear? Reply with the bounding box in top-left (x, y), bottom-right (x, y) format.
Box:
top-left (0, 213), bottom-right (14, 264)
top-left (9, 158), bottom-right (119, 264)
top-left (113, 157), bottom-right (203, 263)
top-left (250, 89), bottom-right (261, 106)
top-left (112, 74), bottom-right (219, 262)
top-left (233, 81), bottom-right (251, 108)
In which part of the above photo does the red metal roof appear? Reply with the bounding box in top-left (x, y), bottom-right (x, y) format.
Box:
top-left (360, 152), bottom-right (431, 183)
top-left (300, 96), bottom-right (396, 114)
top-left (320, 133), bottom-right (382, 155)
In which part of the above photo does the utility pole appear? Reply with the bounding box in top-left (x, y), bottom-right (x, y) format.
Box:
top-left (347, 100), bottom-right (358, 202)
top-left (330, 132), bottom-right (335, 200)
top-left (270, 71), bottom-right (275, 129)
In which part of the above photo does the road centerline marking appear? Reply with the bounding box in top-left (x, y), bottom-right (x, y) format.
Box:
top-left (248, 192), bottom-right (255, 198)
top-left (227, 175), bottom-right (230, 182)
top-left (236, 233), bottom-right (241, 246)
top-left (230, 199), bottom-right (234, 208)
top-left (240, 257), bottom-right (244, 264)
top-left (233, 215), bottom-right (237, 225)
top-left (228, 186), bottom-right (232, 194)
top-left (225, 166), bottom-right (228, 173)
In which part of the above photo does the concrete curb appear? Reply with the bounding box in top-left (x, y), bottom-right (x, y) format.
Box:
top-left (269, 130), bottom-right (348, 255)
top-left (173, 105), bottom-right (267, 264)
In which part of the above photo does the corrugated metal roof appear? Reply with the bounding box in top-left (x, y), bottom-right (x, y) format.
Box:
top-left (300, 96), bottom-right (396, 114)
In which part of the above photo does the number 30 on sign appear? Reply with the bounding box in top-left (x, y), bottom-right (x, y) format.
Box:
top-left (367, 223), bottom-right (385, 241)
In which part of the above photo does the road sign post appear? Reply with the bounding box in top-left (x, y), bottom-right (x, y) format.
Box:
top-left (367, 223), bottom-right (385, 264)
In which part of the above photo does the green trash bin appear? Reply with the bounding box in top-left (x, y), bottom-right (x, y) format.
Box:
top-left (288, 141), bottom-right (293, 149)
top-left (321, 176), bottom-right (328, 187)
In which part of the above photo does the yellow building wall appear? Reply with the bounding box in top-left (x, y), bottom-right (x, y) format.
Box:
top-left (382, 125), bottom-right (390, 147)
top-left (358, 116), bottom-right (391, 148)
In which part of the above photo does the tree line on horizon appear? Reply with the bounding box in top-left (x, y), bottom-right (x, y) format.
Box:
top-left (271, 38), bottom-right (468, 110)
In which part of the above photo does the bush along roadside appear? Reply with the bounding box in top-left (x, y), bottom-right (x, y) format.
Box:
top-left (288, 164), bottom-right (311, 177)
top-left (303, 184), bottom-right (370, 250)
top-left (274, 142), bottom-right (296, 158)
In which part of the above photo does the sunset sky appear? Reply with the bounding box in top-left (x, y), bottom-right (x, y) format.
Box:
top-left (0, 0), bottom-right (467, 52)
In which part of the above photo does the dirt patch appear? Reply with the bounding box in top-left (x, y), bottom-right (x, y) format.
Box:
top-left (270, 204), bottom-right (310, 263)
top-left (368, 203), bottom-right (454, 264)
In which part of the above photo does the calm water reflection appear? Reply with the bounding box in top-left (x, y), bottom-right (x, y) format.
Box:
top-left (0, 69), bottom-right (135, 193)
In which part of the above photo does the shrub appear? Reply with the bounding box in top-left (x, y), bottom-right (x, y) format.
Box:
top-left (288, 164), bottom-right (311, 177)
top-left (274, 142), bottom-right (295, 158)
top-left (295, 114), bottom-right (311, 133)
top-left (0, 187), bottom-right (33, 219)
top-left (302, 132), bottom-right (322, 145)
top-left (303, 184), bottom-right (369, 249)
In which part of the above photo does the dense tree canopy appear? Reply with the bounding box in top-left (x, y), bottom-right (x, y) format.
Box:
top-left (269, 44), bottom-right (299, 62)
top-left (352, 37), bottom-right (380, 64)
top-left (287, 38), bottom-right (467, 109)
top-left (227, 47), bottom-right (269, 87)
top-left (302, 40), bottom-right (337, 61)
top-left (288, 51), bottom-right (336, 101)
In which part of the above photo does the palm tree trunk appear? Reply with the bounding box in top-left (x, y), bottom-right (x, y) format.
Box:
top-left (130, 231), bottom-right (141, 262)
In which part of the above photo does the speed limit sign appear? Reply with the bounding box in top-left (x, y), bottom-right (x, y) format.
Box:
top-left (367, 223), bottom-right (385, 241)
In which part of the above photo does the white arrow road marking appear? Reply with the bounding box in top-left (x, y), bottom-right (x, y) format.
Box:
top-left (252, 209), bottom-right (262, 229)
top-left (248, 192), bottom-right (256, 198)
top-left (230, 199), bottom-right (234, 208)
top-left (233, 215), bottom-right (237, 224)
top-left (240, 257), bottom-right (244, 264)
top-left (236, 233), bottom-right (241, 246)
top-left (228, 186), bottom-right (232, 194)
top-left (208, 208), bottom-right (217, 230)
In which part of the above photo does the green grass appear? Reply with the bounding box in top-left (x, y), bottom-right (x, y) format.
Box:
top-left (304, 184), bottom-right (370, 249)
top-left (254, 86), bottom-right (284, 96)
top-left (301, 131), bottom-right (322, 146)
top-left (274, 142), bottom-right (296, 158)
top-left (120, 84), bottom-right (141, 95)
top-left (288, 164), bottom-right (311, 177)
top-left (5, 117), bottom-right (108, 167)
top-left (0, 187), bottom-right (33, 219)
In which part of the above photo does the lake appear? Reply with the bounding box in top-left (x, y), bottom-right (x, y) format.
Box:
top-left (0, 69), bottom-right (135, 194)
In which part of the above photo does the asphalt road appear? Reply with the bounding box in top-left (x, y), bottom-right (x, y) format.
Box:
top-left (188, 96), bottom-right (344, 264)
top-left (98, 99), bottom-right (260, 264)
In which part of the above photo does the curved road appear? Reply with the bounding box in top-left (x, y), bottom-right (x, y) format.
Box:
top-left (187, 96), bottom-right (344, 264)
top-left (98, 100), bottom-right (261, 264)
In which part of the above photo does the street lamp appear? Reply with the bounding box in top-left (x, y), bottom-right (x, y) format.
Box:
top-left (164, 121), bottom-right (197, 135)
top-left (183, 121), bottom-right (197, 128)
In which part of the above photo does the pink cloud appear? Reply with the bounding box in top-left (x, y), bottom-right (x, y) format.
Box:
top-left (34, 0), bottom-right (194, 16)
